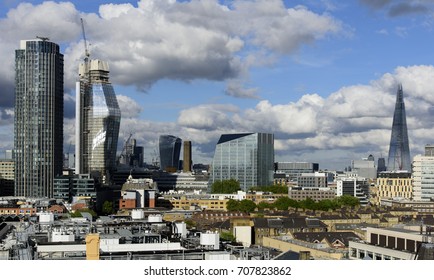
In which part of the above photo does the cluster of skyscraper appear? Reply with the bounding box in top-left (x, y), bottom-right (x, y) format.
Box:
top-left (14, 38), bottom-right (121, 197)
top-left (10, 35), bottom-right (421, 200)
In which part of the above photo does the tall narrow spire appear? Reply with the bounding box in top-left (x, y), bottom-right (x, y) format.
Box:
top-left (387, 84), bottom-right (411, 171)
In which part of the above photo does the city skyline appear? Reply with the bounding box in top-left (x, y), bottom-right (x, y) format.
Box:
top-left (2, 1), bottom-right (434, 170)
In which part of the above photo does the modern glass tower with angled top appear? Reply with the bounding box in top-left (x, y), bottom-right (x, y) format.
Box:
top-left (14, 39), bottom-right (64, 197)
top-left (75, 59), bottom-right (121, 182)
top-left (210, 133), bottom-right (274, 191)
top-left (387, 84), bottom-right (411, 172)
top-left (159, 135), bottom-right (182, 172)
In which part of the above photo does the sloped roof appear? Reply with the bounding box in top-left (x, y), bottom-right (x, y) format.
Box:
top-left (210, 219), bottom-right (231, 230)
top-left (217, 133), bottom-right (254, 144)
top-left (273, 250), bottom-right (300, 260)
top-left (292, 232), bottom-right (360, 246)
top-left (253, 217), bottom-right (327, 229)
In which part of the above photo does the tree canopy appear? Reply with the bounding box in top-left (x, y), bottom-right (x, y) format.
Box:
top-left (102, 200), bottom-right (114, 215)
top-left (267, 195), bottom-right (360, 211)
top-left (211, 179), bottom-right (241, 194)
top-left (225, 195), bottom-right (360, 213)
top-left (226, 199), bottom-right (257, 212)
top-left (250, 185), bottom-right (288, 194)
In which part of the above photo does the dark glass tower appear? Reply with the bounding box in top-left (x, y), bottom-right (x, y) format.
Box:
top-left (159, 135), bottom-right (182, 172)
top-left (14, 39), bottom-right (64, 197)
top-left (387, 84), bottom-right (411, 172)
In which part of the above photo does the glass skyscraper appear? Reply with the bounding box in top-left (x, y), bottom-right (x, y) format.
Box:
top-left (387, 84), bottom-right (411, 172)
top-left (159, 135), bottom-right (182, 172)
top-left (75, 59), bottom-right (121, 183)
top-left (14, 39), bottom-right (64, 197)
top-left (210, 133), bottom-right (274, 191)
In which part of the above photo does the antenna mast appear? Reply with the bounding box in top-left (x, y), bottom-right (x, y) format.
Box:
top-left (80, 18), bottom-right (90, 59)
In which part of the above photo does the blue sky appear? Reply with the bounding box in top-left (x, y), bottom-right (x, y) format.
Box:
top-left (2, 0), bottom-right (434, 170)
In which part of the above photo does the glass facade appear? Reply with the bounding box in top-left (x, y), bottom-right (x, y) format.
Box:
top-left (210, 133), bottom-right (274, 191)
top-left (159, 135), bottom-right (182, 172)
top-left (14, 40), bottom-right (64, 198)
top-left (76, 60), bottom-right (121, 182)
top-left (54, 174), bottom-right (96, 201)
top-left (387, 84), bottom-right (411, 172)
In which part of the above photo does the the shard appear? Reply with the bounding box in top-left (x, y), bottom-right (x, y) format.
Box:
top-left (387, 84), bottom-right (411, 172)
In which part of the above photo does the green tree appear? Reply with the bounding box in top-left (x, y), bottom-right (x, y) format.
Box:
top-left (257, 201), bottom-right (272, 210)
top-left (336, 195), bottom-right (360, 207)
top-left (272, 197), bottom-right (299, 210)
top-left (220, 231), bottom-right (236, 242)
top-left (226, 199), bottom-right (240, 211)
top-left (239, 199), bottom-right (257, 212)
top-left (317, 199), bottom-right (335, 211)
top-left (211, 179), bottom-right (241, 194)
top-left (299, 197), bottom-right (317, 210)
top-left (102, 200), bottom-right (114, 215)
top-left (70, 208), bottom-right (97, 218)
top-left (70, 211), bottom-right (83, 218)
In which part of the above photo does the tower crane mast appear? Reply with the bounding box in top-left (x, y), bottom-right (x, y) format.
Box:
top-left (80, 18), bottom-right (90, 59)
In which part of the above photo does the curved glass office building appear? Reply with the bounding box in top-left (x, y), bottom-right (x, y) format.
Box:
top-left (159, 135), bottom-right (182, 172)
top-left (76, 59), bottom-right (121, 181)
top-left (210, 133), bottom-right (274, 191)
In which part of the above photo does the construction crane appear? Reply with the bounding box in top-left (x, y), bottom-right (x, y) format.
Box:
top-left (117, 133), bottom-right (133, 166)
top-left (152, 149), bottom-right (160, 168)
top-left (80, 18), bottom-right (90, 59)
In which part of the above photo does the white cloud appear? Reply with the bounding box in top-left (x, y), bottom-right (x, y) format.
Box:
top-left (169, 65), bottom-right (434, 168)
top-left (0, 0), bottom-right (344, 111)
top-left (5, 1), bottom-right (434, 170)
top-left (178, 104), bottom-right (238, 130)
top-left (224, 80), bottom-right (259, 99)
top-left (116, 95), bottom-right (143, 118)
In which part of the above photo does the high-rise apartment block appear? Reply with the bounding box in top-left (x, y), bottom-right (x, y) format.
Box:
top-left (75, 59), bottom-right (121, 182)
top-left (412, 145), bottom-right (434, 201)
top-left (387, 84), bottom-right (411, 172)
top-left (159, 135), bottom-right (182, 172)
top-left (14, 39), bottom-right (64, 197)
top-left (210, 133), bottom-right (274, 191)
